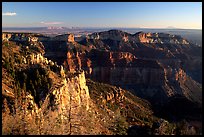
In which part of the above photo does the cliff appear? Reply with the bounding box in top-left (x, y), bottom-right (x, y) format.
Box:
top-left (2, 41), bottom-right (110, 135)
top-left (89, 29), bottom-right (130, 42)
top-left (51, 34), bottom-right (75, 43)
top-left (2, 31), bottom-right (202, 135)
top-left (134, 32), bottom-right (190, 44)
top-left (63, 51), bottom-right (82, 73)
top-left (2, 40), bottom-right (156, 135)
top-left (87, 30), bottom-right (190, 45)
top-left (2, 32), bottom-right (41, 42)
top-left (62, 32), bottom-right (201, 109)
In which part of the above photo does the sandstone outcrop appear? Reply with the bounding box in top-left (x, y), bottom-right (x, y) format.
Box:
top-left (2, 32), bottom-right (50, 43)
top-left (51, 34), bottom-right (75, 43)
top-left (63, 51), bottom-right (82, 73)
top-left (87, 30), bottom-right (190, 45)
top-left (134, 32), bottom-right (190, 44)
top-left (2, 33), bottom-right (12, 41)
top-left (89, 30), bottom-right (130, 42)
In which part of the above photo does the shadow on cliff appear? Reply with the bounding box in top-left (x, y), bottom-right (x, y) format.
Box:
top-left (152, 95), bottom-right (202, 122)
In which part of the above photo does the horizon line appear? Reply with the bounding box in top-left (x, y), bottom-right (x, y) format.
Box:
top-left (2, 26), bottom-right (202, 30)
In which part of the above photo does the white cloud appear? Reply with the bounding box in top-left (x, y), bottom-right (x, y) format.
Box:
top-left (2, 12), bottom-right (17, 16)
top-left (40, 21), bottom-right (63, 25)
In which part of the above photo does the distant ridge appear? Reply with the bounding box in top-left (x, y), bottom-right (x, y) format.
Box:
top-left (166, 26), bottom-right (178, 29)
top-left (2, 27), bottom-right (202, 46)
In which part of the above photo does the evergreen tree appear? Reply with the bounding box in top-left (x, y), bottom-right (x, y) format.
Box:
top-left (3, 99), bottom-right (10, 114)
top-left (36, 69), bottom-right (40, 79)
top-left (23, 83), bottom-right (27, 92)
top-left (23, 72), bottom-right (27, 83)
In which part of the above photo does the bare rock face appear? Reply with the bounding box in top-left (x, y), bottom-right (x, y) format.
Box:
top-left (136, 32), bottom-right (153, 43)
top-left (52, 34), bottom-right (75, 43)
top-left (28, 36), bottom-right (38, 42)
top-left (89, 30), bottom-right (130, 42)
top-left (2, 40), bottom-right (119, 135)
top-left (134, 32), bottom-right (190, 44)
top-left (41, 30), bottom-right (201, 107)
top-left (87, 30), bottom-right (190, 45)
top-left (87, 49), bottom-right (136, 67)
top-left (2, 33), bottom-right (12, 41)
top-left (63, 51), bottom-right (82, 73)
top-left (44, 71), bottom-right (90, 114)
top-left (164, 68), bottom-right (187, 83)
top-left (2, 33), bottom-right (28, 41)
top-left (21, 70), bottom-right (94, 134)
top-left (62, 49), bottom-right (170, 101)
top-left (80, 50), bottom-right (164, 86)
top-left (2, 32), bottom-right (50, 43)
top-left (67, 48), bottom-right (200, 105)
top-left (58, 45), bottom-right (199, 104)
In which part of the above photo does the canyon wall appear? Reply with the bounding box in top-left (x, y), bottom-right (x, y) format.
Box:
top-left (51, 34), bottom-right (75, 43)
top-left (67, 49), bottom-right (200, 105)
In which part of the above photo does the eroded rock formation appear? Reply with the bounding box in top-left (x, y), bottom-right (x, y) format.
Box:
top-left (51, 34), bottom-right (75, 43)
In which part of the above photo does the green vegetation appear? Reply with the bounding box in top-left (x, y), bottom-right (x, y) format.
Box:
top-left (2, 41), bottom-right (51, 108)
top-left (2, 40), bottom-right (66, 135)
top-left (111, 117), bottom-right (128, 135)
top-left (15, 66), bottom-right (51, 107)
top-left (87, 79), bottom-right (157, 134)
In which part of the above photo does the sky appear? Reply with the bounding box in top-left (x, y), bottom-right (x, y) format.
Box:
top-left (2, 2), bottom-right (202, 29)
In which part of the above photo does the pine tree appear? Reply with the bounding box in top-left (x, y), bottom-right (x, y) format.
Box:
top-left (16, 81), bottom-right (21, 98)
top-left (22, 83), bottom-right (27, 93)
top-left (36, 69), bottom-right (40, 79)
top-left (23, 72), bottom-right (27, 83)
top-left (3, 98), bottom-right (10, 114)
top-left (21, 89), bottom-right (28, 134)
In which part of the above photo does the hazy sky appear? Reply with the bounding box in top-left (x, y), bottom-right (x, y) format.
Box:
top-left (2, 2), bottom-right (202, 29)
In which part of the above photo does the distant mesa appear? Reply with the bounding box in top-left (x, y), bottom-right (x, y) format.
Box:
top-left (166, 26), bottom-right (178, 29)
top-left (47, 26), bottom-right (64, 30)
